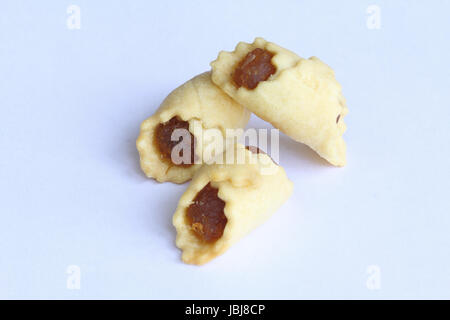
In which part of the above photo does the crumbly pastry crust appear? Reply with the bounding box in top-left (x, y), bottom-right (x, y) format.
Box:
top-left (136, 72), bottom-right (250, 184)
top-left (211, 38), bottom-right (348, 166)
top-left (173, 144), bottom-right (294, 265)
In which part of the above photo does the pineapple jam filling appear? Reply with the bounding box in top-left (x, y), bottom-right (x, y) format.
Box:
top-left (232, 48), bottom-right (276, 89)
top-left (186, 183), bottom-right (227, 243)
top-left (154, 116), bottom-right (195, 167)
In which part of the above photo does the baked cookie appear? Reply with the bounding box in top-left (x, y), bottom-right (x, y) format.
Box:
top-left (136, 72), bottom-right (250, 183)
top-left (211, 38), bottom-right (348, 166)
top-left (173, 144), bottom-right (293, 265)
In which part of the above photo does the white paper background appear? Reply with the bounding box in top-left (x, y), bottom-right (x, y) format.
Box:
top-left (1, 0), bottom-right (449, 299)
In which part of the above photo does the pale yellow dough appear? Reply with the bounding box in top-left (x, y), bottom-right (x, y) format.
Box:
top-left (136, 72), bottom-right (250, 184)
top-left (210, 38), bottom-right (348, 166)
top-left (173, 144), bottom-right (293, 265)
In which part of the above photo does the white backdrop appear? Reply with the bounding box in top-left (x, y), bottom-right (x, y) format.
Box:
top-left (0, 0), bottom-right (449, 299)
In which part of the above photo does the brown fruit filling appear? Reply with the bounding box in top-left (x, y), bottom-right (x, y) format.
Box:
top-left (154, 116), bottom-right (195, 167)
top-left (186, 183), bottom-right (227, 243)
top-left (245, 145), bottom-right (278, 165)
top-left (232, 48), bottom-right (276, 89)
top-left (245, 145), bottom-right (266, 155)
